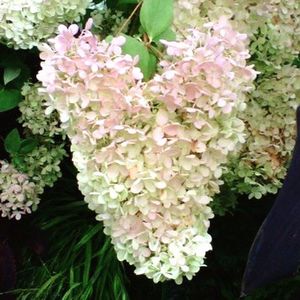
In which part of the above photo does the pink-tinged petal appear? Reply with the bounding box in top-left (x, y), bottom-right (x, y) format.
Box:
top-left (69, 24), bottom-right (79, 35)
top-left (185, 83), bottom-right (201, 100)
top-left (132, 67), bottom-right (143, 80)
top-left (113, 36), bottom-right (126, 46)
top-left (163, 125), bottom-right (179, 136)
top-left (156, 109), bottom-right (169, 126)
top-left (131, 179), bottom-right (143, 194)
top-left (58, 24), bottom-right (68, 33)
top-left (153, 127), bottom-right (164, 142)
top-left (93, 128), bottom-right (106, 139)
top-left (85, 18), bottom-right (93, 31)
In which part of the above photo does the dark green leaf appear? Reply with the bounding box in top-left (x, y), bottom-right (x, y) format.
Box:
top-left (19, 138), bottom-right (38, 154)
top-left (0, 89), bottom-right (22, 112)
top-left (122, 35), bottom-right (153, 80)
top-left (145, 53), bottom-right (157, 81)
top-left (74, 224), bottom-right (102, 251)
top-left (140, 0), bottom-right (173, 40)
top-left (4, 67), bottom-right (21, 85)
top-left (4, 128), bottom-right (21, 154)
top-left (118, 0), bottom-right (139, 4)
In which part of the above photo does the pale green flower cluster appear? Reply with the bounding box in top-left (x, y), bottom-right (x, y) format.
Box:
top-left (0, 160), bottom-right (40, 220)
top-left (0, 82), bottom-right (66, 221)
top-left (91, 5), bottom-right (127, 37)
top-left (224, 66), bottom-right (300, 199)
top-left (19, 82), bottom-right (63, 139)
top-left (11, 144), bottom-right (66, 193)
top-left (173, 0), bottom-right (203, 29)
top-left (174, 0), bottom-right (300, 200)
top-left (0, 0), bottom-right (92, 49)
top-left (15, 82), bottom-right (67, 193)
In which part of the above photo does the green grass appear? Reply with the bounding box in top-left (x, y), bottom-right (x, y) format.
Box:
top-left (7, 162), bottom-right (129, 300)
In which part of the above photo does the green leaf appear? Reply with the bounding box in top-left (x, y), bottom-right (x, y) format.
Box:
top-left (74, 224), bottom-right (102, 251)
top-left (61, 283), bottom-right (81, 300)
top-left (83, 241), bottom-right (92, 285)
top-left (4, 128), bottom-right (21, 154)
top-left (122, 35), bottom-right (153, 80)
top-left (36, 273), bottom-right (62, 298)
top-left (146, 53), bottom-right (157, 81)
top-left (105, 35), bottom-right (114, 43)
top-left (118, 0), bottom-right (139, 4)
top-left (153, 28), bottom-right (176, 44)
top-left (0, 89), bottom-right (22, 112)
top-left (140, 0), bottom-right (173, 40)
top-left (19, 138), bottom-right (38, 154)
top-left (3, 67), bottom-right (21, 85)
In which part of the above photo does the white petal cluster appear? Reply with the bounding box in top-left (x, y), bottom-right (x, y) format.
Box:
top-left (0, 0), bottom-right (92, 49)
top-left (0, 160), bottom-right (40, 220)
top-left (37, 19), bottom-right (256, 283)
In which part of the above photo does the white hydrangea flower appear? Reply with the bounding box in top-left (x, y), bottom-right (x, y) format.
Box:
top-left (38, 19), bottom-right (256, 283)
top-left (0, 160), bottom-right (40, 220)
top-left (225, 66), bottom-right (300, 198)
top-left (0, 0), bottom-right (92, 49)
top-left (174, 0), bottom-right (300, 72)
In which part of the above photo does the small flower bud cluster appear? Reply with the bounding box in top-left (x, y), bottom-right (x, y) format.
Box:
top-left (11, 144), bottom-right (66, 193)
top-left (19, 82), bottom-right (63, 139)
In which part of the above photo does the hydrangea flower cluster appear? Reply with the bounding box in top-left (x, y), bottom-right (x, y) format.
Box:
top-left (174, 0), bottom-right (300, 199)
top-left (175, 0), bottom-right (300, 73)
top-left (224, 66), bottom-right (300, 199)
top-left (0, 0), bottom-right (92, 49)
top-left (16, 82), bottom-right (67, 193)
top-left (19, 82), bottom-right (64, 139)
top-left (0, 82), bottom-right (66, 221)
top-left (37, 19), bottom-right (256, 283)
top-left (11, 144), bottom-right (66, 193)
top-left (0, 160), bottom-right (40, 220)
top-left (173, 0), bottom-right (203, 29)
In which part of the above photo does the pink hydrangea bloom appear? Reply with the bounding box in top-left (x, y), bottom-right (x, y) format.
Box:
top-left (37, 18), bottom-right (256, 283)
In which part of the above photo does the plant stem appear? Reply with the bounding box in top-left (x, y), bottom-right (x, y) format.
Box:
top-left (116, 1), bottom-right (143, 35)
